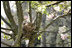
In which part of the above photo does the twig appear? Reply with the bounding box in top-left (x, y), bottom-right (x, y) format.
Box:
top-left (1, 15), bottom-right (11, 28)
top-left (44, 13), bottom-right (71, 30)
top-left (46, 1), bottom-right (64, 7)
top-left (29, 1), bottom-right (32, 23)
top-left (1, 27), bottom-right (12, 31)
top-left (1, 31), bottom-right (12, 37)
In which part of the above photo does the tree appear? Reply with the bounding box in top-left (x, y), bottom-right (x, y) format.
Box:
top-left (1, 1), bottom-right (71, 47)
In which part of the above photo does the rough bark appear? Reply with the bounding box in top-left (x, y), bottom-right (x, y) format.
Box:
top-left (13, 1), bottom-right (23, 47)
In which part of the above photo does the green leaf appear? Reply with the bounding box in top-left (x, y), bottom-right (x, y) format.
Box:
top-left (38, 5), bottom-right (41, 7)
top-left (59, 4), bottom-right (63, 8)
top-left (20, 1), bottom-right (24, 3)
top-left (4, 35), bottom-right (6, 38)
top-left (47, 1), bottom-right (51, 4)
top-left (38, 35), bottom-right (41, 40)
top-left (53, 5), bottom-right (56, 8)
top-left (1, 20), bottom-right (3, 25)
